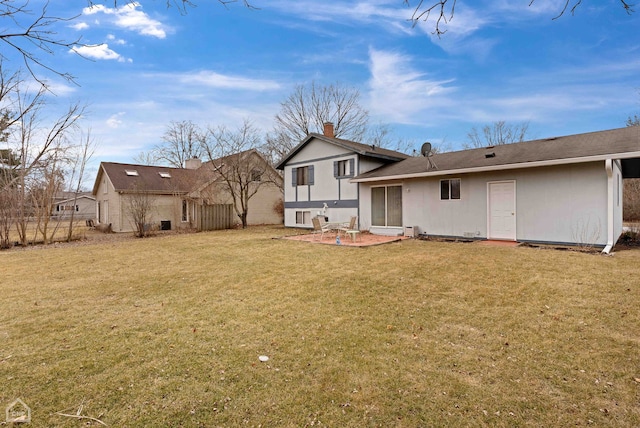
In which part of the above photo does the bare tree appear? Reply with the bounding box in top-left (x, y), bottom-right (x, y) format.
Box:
top-left (132, 150), bottom-right (160, 165)
top-left (465, 121), bottom-right (530, 149)
top-left (30, 148), bottom-right (66, 244)
top-left (626, 114), bottom-right (640, 127)
top-left (0, 1), bottom-right (260, 85)
top-left (0, 1), bottom-right (83, 84)
top-left (0, 147), bottom-right (18, 249)
top-left (65, 129), bottom-right (97, 242)
top-left (624, 179), bottom-right (640, 221)
top-left (266, 81), bottom-right (369, 163)
top-left (0, 66), bottom-right (84, 246)
top-left (202, 119), bottom-right (279, 228)
top-left (406, 0), bottom-right (634, 35)
top-left (364, 122), bottom-right (413, 154)
top-left (124, 183), bottom-right (156, 237)
top-left (154, 120), bottom-right (206, 168)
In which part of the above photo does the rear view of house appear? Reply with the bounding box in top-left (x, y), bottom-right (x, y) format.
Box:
top-left (353, 127), bottom-right (640, 252)
top-left (276, 122), bottom-right (408, 228)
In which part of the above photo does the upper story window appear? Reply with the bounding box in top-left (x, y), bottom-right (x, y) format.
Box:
top-left (334, 159), bottom-right (355, 178)
top-left (292, 165), bottom-right (314, 186)
top-left (125, 169), bottom-right (139, 177)
top-left (159, 172), bottom-right (172, 178)
top-left (440, 178), bottom-right (461, 200)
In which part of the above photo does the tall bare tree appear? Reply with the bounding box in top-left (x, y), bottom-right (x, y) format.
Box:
top-left (202, 119), bottom-right (280, 228)
top-left (465, 121), bottom-right (530, 149)
top-left (0, 67), bottom-right (84, 247)
top-left (153, 120), bottom-right (206, 168)
top-left (30, 148), bottom-right (66, 244)
top-left (266, 81), bottom-right (369, 163)
top-left (65, 129), bottom-right (97, 241)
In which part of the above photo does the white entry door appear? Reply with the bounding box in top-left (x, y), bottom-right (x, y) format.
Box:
top-left (488, 181), bottom-right (516, 241)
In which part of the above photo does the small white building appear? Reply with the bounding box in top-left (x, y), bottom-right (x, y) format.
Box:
top-left (53, 193), bottom-right (96, 220)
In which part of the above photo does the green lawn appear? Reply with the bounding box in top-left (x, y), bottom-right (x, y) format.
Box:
top-left (1, 227), bottom-right (639, 427)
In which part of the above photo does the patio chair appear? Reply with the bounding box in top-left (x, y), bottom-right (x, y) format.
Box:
top-left (312, 216), bottom-right (330, 240)
top-left (339, 216), bottom-right (358, 236)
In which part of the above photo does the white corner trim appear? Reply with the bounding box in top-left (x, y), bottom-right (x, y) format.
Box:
top-left (602, 159), bottom-right (614, 254)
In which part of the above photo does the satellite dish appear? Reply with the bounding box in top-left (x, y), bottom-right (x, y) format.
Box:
top-left (420, 142), bottom-right (432, 157)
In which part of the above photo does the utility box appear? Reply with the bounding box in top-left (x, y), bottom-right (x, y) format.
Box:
top-left (404, 226), bottom-right (418, 237)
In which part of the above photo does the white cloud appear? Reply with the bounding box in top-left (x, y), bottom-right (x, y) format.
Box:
top-left (71, 22), bottom-right (89, 31)
top-left (269, 0), bottom-right (413, 35)
top-left (107, 112), bottom-right (126, 128)
top-left (176, 71), bottom-right (281, 91)
top-left (82, 2), bottom-right (168, 39)
top-left (367, 48), bottom-right (456, 122)
top-left (107, 34), bottom-right (127, 45)
top-left (70, 43), bottom-right (131, 62)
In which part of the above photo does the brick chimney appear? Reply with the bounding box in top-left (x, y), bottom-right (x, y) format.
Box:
top-left (323, 122), bottom-right (335, 138)
top-left (185, 158), bottom-right (202, 170)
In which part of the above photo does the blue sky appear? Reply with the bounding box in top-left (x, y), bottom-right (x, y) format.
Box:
top-left (11, 0), bottom-right (640, 175)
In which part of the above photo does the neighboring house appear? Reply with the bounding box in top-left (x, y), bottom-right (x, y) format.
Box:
top-left (353, 126), bottom-right (640, 253)
top-left (194, 149), bottom-right (284, 227)
top-left (52, 192), bottom-right (96, 220)
top-left (92, 150), bottom-right (283, 233)
top-left (275, 122), bottom-right (409, 228)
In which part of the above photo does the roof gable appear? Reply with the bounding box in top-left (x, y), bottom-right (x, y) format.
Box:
top-left (275, 133), bottom-right (408, 169)
top-left (354, 126), bottom-right (640, 181)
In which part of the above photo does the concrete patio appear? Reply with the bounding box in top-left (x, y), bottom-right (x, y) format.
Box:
top-left (283, 231), bottom-right (408, 247)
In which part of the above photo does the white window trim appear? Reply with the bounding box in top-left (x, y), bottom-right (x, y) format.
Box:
top-left (440, 178), bottom-right (461, 201)
top-left (371, 185), bottom-right (403, 228)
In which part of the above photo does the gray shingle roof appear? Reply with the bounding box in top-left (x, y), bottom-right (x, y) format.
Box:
top-left (275, 133), bottom-right (409, 170)
top-left (354, 126), bottom-right (640, 181)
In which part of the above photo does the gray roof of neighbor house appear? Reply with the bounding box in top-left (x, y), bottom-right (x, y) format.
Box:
top-left (92, 162), bottom-right (202, 195)
top-left (275, 133), bottom-right (409, 170)
top-left (353, 126), bottom-right (640, 182)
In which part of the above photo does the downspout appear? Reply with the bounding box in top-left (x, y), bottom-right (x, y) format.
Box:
top-left (602, 159), bottom-right (614, 254)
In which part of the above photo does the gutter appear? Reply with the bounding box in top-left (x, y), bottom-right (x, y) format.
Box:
top-left (602, 159), bottom-right (615, 254)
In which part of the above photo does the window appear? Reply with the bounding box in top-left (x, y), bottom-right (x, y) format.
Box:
top-left (440, 178), bottom-right (461, 200)
top-left (125, 169), bottom-right (139, 176)
top-left (181, 200), bottom-right (188, 222)
top-left (251, 169), bottom-right (262, 182)
top-left (159, 171), bottom-right (172, 178)
top-left (334, 159), bottom-right (354, 178)
top-left (292, 165), bottom-right (314, 186)
top-left (371, 185), bottom-right (402, 227)
top-left (295, 211), bottom-right (311, 225)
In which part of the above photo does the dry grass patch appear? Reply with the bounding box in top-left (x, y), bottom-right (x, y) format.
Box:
top-left (1, 227), bottom-right (639, 426)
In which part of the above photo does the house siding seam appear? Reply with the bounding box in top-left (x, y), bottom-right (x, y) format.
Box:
top-left (287, 153), bottom-right (359, 167)
top-left (285, 200), bottom-right (359, 209)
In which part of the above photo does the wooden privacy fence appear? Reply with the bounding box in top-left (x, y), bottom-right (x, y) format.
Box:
top-left (198, 204), bottom-right (234, 231)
